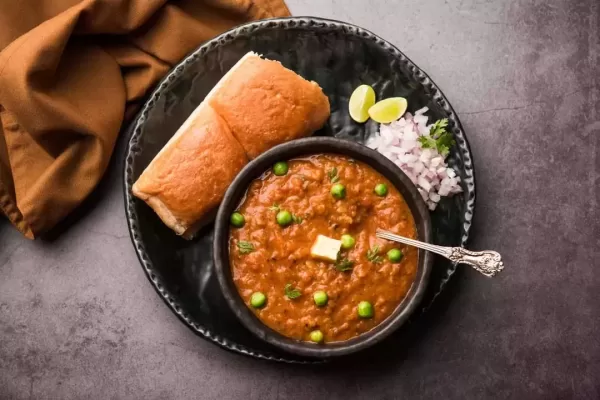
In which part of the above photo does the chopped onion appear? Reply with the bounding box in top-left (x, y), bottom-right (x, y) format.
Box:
top-left (368, 109), bottom-right (462, 210)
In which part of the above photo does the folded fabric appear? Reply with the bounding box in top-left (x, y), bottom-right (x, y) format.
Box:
top-left (0, 0), bottom-right (290, 239)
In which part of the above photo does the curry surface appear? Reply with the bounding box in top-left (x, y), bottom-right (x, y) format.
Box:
top-left (229, 154), bottom-right (417, 342)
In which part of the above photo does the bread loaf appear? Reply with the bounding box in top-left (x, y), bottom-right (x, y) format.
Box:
top-left (132, 52), bottom-right (330, 238)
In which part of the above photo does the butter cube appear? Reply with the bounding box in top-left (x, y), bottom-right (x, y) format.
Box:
top-left (310, 234), bottom-right (342, 262)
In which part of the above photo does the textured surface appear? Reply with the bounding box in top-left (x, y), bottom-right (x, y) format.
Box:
top-left (1, 0), bottom-right (599, 398)
top-left (123, 17), bottom-right (474, 363)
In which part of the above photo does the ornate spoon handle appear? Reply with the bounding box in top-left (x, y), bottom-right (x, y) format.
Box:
top-left (376, 229), bottom-right (504, 277)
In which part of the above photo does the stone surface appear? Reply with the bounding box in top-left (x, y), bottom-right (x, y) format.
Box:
top-left (1, 0), bottom-right (599, 398)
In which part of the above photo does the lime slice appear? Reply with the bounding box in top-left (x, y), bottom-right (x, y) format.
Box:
top-left (349, 85), bottom-right (376, 123)
top-left (368, 97), bottom-right (408, 123)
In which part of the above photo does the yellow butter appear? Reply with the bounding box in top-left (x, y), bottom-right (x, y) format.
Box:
top-left (310, 234), bottom-right (342, 262)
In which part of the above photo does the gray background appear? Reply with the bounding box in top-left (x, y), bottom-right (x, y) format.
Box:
top-left (1, 0), bottom-right (598, 398)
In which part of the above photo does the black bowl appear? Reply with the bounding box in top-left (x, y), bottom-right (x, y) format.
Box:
top-left (213, 137), bottom-right (434, 358)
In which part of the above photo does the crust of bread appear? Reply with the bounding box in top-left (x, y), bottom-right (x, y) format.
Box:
top-left (132, 52), bottom-right (331, 238)
top-left (208, 54), bottom-right (330, 159)
top-left (132, 104), bottom-right (248, 238)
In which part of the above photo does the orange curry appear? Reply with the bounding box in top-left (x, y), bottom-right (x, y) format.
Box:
top-left (229, 154), bottom-right (418, 343)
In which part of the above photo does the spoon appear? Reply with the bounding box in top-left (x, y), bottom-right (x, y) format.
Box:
top-left (376, 229), bottom-right (504, 277)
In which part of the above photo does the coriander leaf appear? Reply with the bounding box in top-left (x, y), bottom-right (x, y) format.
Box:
top-left (366, 245), bottom-right (384, 263)
top-left (430, 118), bottom-right (448, 137)
top-left (436, 130), bottom-right (455, 147)
top-left (418, 135), bottom-right (437, 149)
top-left (291, 214), bottom-right (303, 224)
top-left (418, 118), bottom-right (456, 157)
top-left (284, 283), bottom-right (302, 299)
top-left (335, 258), bottom-right (354, 272)
top-left (434, 131), bottom-right (455, 156)
top-left (327, 167), bottom-right (337, 179)
top-left (237, 241), bottom-right (255, 254)
top-left (438, 144), bottom-right (450, 157)
top-left (268, 203), bottom-right (280, 212)
top-left (327, 167), bottom-right (340, 183)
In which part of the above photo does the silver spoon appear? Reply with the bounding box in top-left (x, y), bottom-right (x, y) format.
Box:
top-left (376, 229), bottom-right (504, 277)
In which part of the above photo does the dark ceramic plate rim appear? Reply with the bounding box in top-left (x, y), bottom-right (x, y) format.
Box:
top-left (123, 16), bottom-right (476, 363)
top-left (214, 137), bottom-right (434, 358)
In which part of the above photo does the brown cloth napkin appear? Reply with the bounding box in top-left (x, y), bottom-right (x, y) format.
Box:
top-left (0, 0), bottom-right (290, 239)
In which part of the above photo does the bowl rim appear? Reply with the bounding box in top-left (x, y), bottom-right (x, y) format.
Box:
top-left (213, 137), bottom-right (434, 358)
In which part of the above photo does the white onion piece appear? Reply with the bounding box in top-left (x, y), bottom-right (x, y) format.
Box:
top-left (368, 112), bottom-right (462, 210)
top-left (413, 114), bottom-right (428, 126)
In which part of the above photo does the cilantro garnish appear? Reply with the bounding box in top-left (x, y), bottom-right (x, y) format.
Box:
top-left (418, 118), bottom-right (455, 157)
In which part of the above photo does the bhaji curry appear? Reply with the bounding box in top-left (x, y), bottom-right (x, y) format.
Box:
top-left (229, 154), bottom-right (418, 343)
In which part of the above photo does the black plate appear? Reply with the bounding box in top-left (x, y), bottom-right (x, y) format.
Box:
top-left (123, 17), bottom-right (475, 363)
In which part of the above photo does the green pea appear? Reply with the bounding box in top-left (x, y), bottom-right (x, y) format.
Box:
top-left (276, 210), bottom-right (292, 226)
top-left (309, 330), bottom-right (324, 343)
top-left (374, 183), bottom-right (388, 197)
top-left (357, 301), bottom-right (374, 319)
top-left (387, 248), bottom-right (403, 263)
top-left (250, 292), bottom-right (266, 308)
top-left (313, 291), bottom-right (328, 307)
top-left (340, 234), bottom-right (355, 250)
top-left (273, 161), bottom-right (289, 176)
top-left (331, 183), bottom-right (346, 199)
top-left (230, 212), bottom-right (245, 228)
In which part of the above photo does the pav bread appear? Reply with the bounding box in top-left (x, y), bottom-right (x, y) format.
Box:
top-left (132, 52), bottom-right (330, 238)
top-left (208, 52), bottom-right (331, 159)
top-left (132, 104), bottom-right (248, 238)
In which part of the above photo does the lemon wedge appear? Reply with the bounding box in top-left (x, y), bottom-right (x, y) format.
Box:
top-left (349, 85), bottom-right (376, 123)
top-left (368, 97), bottom-right (408, 123)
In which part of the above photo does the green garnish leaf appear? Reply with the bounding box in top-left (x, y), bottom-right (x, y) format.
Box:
top-left (269, 203), bottom-right (280, 212)
top-left (237, 241), bottom-right (255, 254)
top-left (327, 167), bottom-right (340, 183)
top-left (366, 245), bottom-right (384, 263)
top-left (284, 283), bottom-right (302, 299)
top-left (335, 258), bottom-right (354, 272)
top-left (438, 144), bottom-right (451, 157)
top-left (291, 213), bottom-right (303, 224)
top-left (418, 118), bottom-right (455, 157)
top-left (430, 118), bottom-right (449, 136)
top-left (417, 135), bottom-right (437, 150)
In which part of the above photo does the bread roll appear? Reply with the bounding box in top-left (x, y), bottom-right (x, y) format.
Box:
top-left (208, 52), bottom-right (330, 159)
top-left (132, 104), bottom-right (248, 238)
top-left (133, 52), bottom-right (330, 238)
